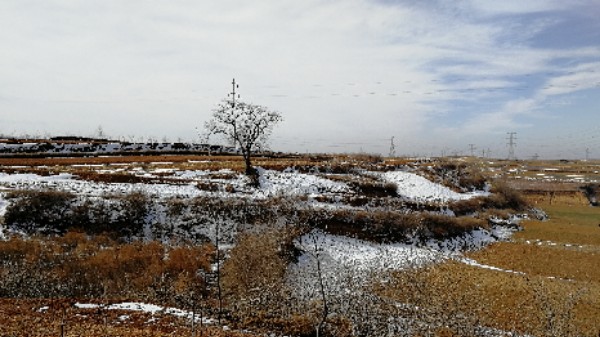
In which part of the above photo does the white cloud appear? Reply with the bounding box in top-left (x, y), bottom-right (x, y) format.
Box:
top-left (0, 0), bottom-right (598, 157)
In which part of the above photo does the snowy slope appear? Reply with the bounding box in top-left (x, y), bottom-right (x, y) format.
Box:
top-left (257, 168), bottom-right (351, 197)
top-left (288, 226), bottom-right (520, 301)
top-left (381, 171), bottom-right (488, 202)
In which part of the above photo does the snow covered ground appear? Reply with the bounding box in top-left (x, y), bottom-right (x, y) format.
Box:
top-left (0, 166), bottom-right (491, 203)
top-left (257, 168), bottom-right (351, 197)
top-left (380, 171), bottom-right (489, 202)
top-left (0, 168), bottom-right (352, 200)
top-left (288, 225), bottom-right (520, 301)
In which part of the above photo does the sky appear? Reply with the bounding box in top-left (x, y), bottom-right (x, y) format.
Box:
top-left (1, 0), bottom-right (599, 159)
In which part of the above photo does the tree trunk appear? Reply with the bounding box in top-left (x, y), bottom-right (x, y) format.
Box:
top-left (245, 157), bottom-right (253, 175)
top-left (243, 153), bottom-right (255, 176)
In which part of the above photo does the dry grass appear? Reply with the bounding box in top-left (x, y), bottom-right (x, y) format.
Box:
top-left (380, 260), bottom-right (600, 336)
top-left (467, 242), bottom-right (600, 282)
top-left (516, 202), bottom-right (600, 246)
top-left (0, 154), bottom-right (341, 177)
top-left (0, 299), bottom-right (256, 337)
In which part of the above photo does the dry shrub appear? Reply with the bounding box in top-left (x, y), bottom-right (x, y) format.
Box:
top-left (76, 171), bottom-right (147, 184)
top-left (303, 207), bottom-right (487, 243)
top-left (421, 213), bottom-right (486, 239)
top-left (489, 179), bottom-right (529, 210)
top-left (449, 181), bottom-right (529, 215)
top-left (274, 314), bottom-right (315, 337)
top-left (448, 197), bottom-right (487, 216)
top-left (580, 183), bottom-right (599, 206)
top-left (0, 298), bottom-right (261, 337)
top-left (355, 180), bottom-right (398, 197)
top-left (222, 226), bottom-right (301, 330)
top-left (457, 169), bottom-right (487, 191)
top-left (0, 235), bottom-right (213, 303)
top-left (4, 190), bottom-right (75, 234)
top-left (336, 152), bottom-right (383, 164)
top-left (166, 245), bottom-right (214, 276)
top-left (4, 190), bottom-right (151, 238)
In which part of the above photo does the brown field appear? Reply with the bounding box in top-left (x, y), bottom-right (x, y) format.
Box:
top-left (0, 153), bottom-right (396, 176)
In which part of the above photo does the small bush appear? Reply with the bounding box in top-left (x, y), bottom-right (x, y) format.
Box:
top-left (489, 180), bottom-right (529, 211)
top-left (581, 183), bottom-right (598, 206)
top-left (458, 171), bottom-right (487, 191)
top-left (4, 190), bottom-right (75, 234)
top-left (4, 190), bottom-right (152, 238)
top-left (355, 180), bottom-right (398, 197)
top-left (448, 197), bottom-right (487, 216)
top-left (0, 235), bottom-right (213, 302)
top-left (421, 213), bottom-right (486, 239)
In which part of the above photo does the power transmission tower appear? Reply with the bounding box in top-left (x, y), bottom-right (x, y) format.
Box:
top-left (586, 148), bottom-right (590, 161)
top-left (506, 132), bottom-right (517, 160)
top-left (228, 78), bottom-right (240, 108)
top-left (389, 136), bottom-right (396, 157)
top-left (468, 144), bottom-right (476, 157)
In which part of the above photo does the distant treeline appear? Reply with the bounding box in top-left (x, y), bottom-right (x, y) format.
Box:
top-left (0, 138), bottom-right (241, 157)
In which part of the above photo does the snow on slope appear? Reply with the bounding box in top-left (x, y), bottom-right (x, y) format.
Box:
top-left (288, 230), bottom-right (442, 301)
top-left (257, 168), bottom-right (351, 197)
top-left (289, 226), bottom-right (520, 300)
top-left (0, 168), bottom-right (488, 203)
top-left (295, 231), bottom-right (440, 272)
top-left (0, 172), bottom-right (205, 198)
top-left (381, 171), bottom-right (488, 202)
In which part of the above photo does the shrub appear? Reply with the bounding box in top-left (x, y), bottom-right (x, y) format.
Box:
top-left (0, 235), bottom-right (213, 302)
top-left (488, 180), bottom-right (529, 211)
top-left (421, 213), bottom-right (486, 239)
top-left (116, 192), bottom-right (149, 239)
top-left (4, 190), bottom-right (153, 238)
top-left (4, 190), bottom-right (75, 234)
top-left (222, 227), bottom-right (296, 320)
top-left (581, 183), bottom-right (598, 206)
top-left (448, 197), bottom-right (487, 216)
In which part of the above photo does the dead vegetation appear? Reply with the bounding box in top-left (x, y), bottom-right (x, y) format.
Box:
top-left (379, 260), bottom-right (600, 336)
top-left (0, 299), bottom-right (256, 337)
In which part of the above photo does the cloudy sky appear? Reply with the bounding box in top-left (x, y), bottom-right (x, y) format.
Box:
top-left (1, 0), bottom-right (599, 159)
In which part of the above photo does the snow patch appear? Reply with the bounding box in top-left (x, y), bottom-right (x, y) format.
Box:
top-left (380, 171), bottom-right (488, 202)
top-left (74, 302), bottom-right (216, 324)
top-left (256, 168), bottom-right (351, 197)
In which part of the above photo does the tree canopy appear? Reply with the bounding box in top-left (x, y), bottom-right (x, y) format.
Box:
top-left (205, 100), bottom-right (282, 175)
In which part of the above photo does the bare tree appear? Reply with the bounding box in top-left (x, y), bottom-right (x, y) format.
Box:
top-left (205, 100), bottom-right (282, 176)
